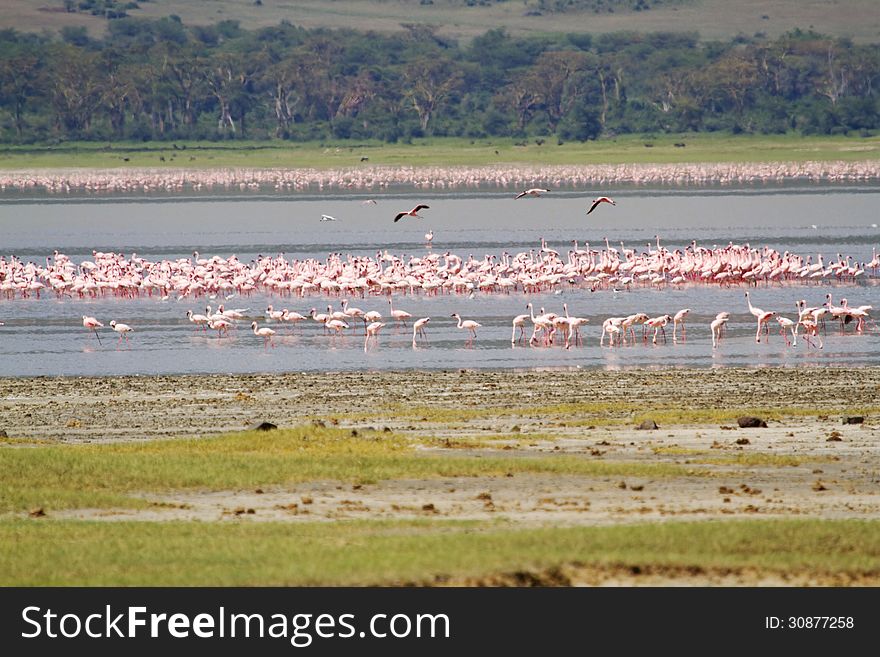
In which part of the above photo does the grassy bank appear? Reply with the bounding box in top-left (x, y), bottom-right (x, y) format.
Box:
top-left (1, 134), bottom-right (878, 171)
top-left (0, 426), bottom-right (697, 513)
top-left (1, 518), bottom-right (877, 586)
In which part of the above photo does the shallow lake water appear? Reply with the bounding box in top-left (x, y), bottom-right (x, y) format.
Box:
top-left (1, 185), bottom-right (878, 376)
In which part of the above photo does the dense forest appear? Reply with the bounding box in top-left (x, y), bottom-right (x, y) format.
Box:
top-left (0, 16), bottom-right (878, 144)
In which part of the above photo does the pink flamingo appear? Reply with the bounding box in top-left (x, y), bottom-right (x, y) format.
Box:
top-left (451, 313), bottom-right (481, 340)
top-left (186, 309), bottom-right (209, 331)
top-left (82, 315), bottom-right (103, 343)
top-left (412, 317), bottom-right (430, 347)
top-left (775, 316), bottom-right (796, 346)
top-left (672, 308), bottom-right (690, 342)
top-left (388, 298), bottom-right (412, 328)
top-left (710, 314), bottom-right (728, 349)
top-left (644, 314), bottom-right (672, 344)
top-left (511, 311), bottom-right (530, 344)
top-left (251, 321), bottom-right (276, 347)
top-left (365, 322), bottom-right (386, 351)
top-left (586, 196), bottom-right (616, 215)
top-left (514, 188), bottom-right (550, 199)
top-left (393, 204), bottom-right (429, 223)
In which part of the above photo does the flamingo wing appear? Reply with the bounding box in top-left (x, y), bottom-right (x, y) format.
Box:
top-left (393, 212), bottom-right (406, 223)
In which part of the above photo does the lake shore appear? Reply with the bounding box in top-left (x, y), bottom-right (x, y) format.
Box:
top-left (3, 367), bottom-right (878, 585)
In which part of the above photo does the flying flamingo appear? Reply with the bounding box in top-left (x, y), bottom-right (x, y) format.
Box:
top-left (412, 317), bottom-right (430, 347)
top-left (251, 321), bottom-right (276, 347)
top-left (393, 204), bottom-right (429, 223)
top-left (586, 196), bottom-right (616, 215)
top-left (109, 320), bottom-right (132, 344)
top-left (388, 298), bottom-right (412, 328)
top-left (82, 315), bottom-right (103, 343)
top-left (364, 322), bottom-right (386, 351)
top-left (451, 313), bottom-right (481, 341)
top-left (672, 308), bottom-right (690, 342)
top-left (514, 188), bottom-right (550, 199)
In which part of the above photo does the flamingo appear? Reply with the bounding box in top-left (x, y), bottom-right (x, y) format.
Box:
top-left (800, 317), bottom-right (824, 349)
top-left (672, 308), bottom-right (690, 342)
top-left (776, 316), bottom-right (796, 346)
top-left (561, 303), bottom-right (589, 348)
top-left (644, 314), bottom-right (672, 344)
top-left (424, 230), bottom-right (434, 243)
top-left (412, 317), bottom-right (430, 347)
top-left (514, 188), bottom-right (550, 199)
top-left (710, 315), bottom-right (728, 349)
top-left (186, 309), bottom-right (209, 331)
top-left (755, 310), bottom-right (776, 342)
top-left (586, 196), bottom-right (616, 215)
top-left (320, 214), bottom-right (337, 222)
top-left (388, 298), bottom-right (412, 327)
top-left (251, 321), bottom-right (276, 347)
top-left (280, 309), bottom-right (308, 331)
top-left (109, 320), bottom-right (132, 344)
top-left (218, 304), bottom-right (246, 319)
top-left (82, 315), bottom-right (103, 343)
top-left (208, 317), bottom-right (232, 337)
top-left (745, 292), bottom-right (773, 342)
top-left (451, 313), bottom-right (481, 340)
top-left (324, 317), bottom-right (349, 337)
top-left (511, 311), bottom-right (530, 344)
top-left (364, 322), bottom-right (386, 351)
top-left (393, 204), bottom-right (429, 223)
top-left (600, 317), bottom-right (623, 347)
top-left (265, 305), bottom-right (285, 321)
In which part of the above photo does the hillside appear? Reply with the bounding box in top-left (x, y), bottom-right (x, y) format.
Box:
top-left (6, 0), bottom-right (880, 43)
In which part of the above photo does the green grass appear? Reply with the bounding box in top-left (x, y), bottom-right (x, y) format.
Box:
top-left (359, 402), bottom-right (880, 428)
top-left (1, 518), bottom-right (877, 585)
top-left (0, 427), bottom-right (696, 513)
top-left (0, 134), bottom-right (878, 170)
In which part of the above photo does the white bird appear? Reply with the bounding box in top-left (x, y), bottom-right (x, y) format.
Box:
top-left (586, 196), bottom-right (616, 215)
top-left (109, 320), bottom-right (133, 343)
top-left (425, 230), bottom-right (434, 242)
top-left (393, 204), bottom-right (429, 223)
top-left (514, 188), bottom-right (550, 200)
top-left (320, 214), bottom-right (337, 222)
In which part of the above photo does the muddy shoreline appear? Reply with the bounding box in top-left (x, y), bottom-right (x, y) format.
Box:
top-left (2, 367), bottom-right (878, 441)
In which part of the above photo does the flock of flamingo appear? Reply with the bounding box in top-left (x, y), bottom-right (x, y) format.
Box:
top-left (2, 160), bottom-right (878, 196)
top-left (72, 288), bottom-right (873, 353)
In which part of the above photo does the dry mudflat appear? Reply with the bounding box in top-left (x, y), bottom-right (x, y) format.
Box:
top-left (2, 367), bottom-right (879, 585)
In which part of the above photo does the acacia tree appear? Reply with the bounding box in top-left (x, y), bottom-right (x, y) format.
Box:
top-left (0, 54), bottom-right (43, 139)
top-left (48, 46), bottom-right (105, 135)
top-left (402, 57), bottom-right (463, 133)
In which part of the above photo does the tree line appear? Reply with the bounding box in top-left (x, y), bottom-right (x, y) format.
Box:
top-left (0, 17), bottom-right (878, 144)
